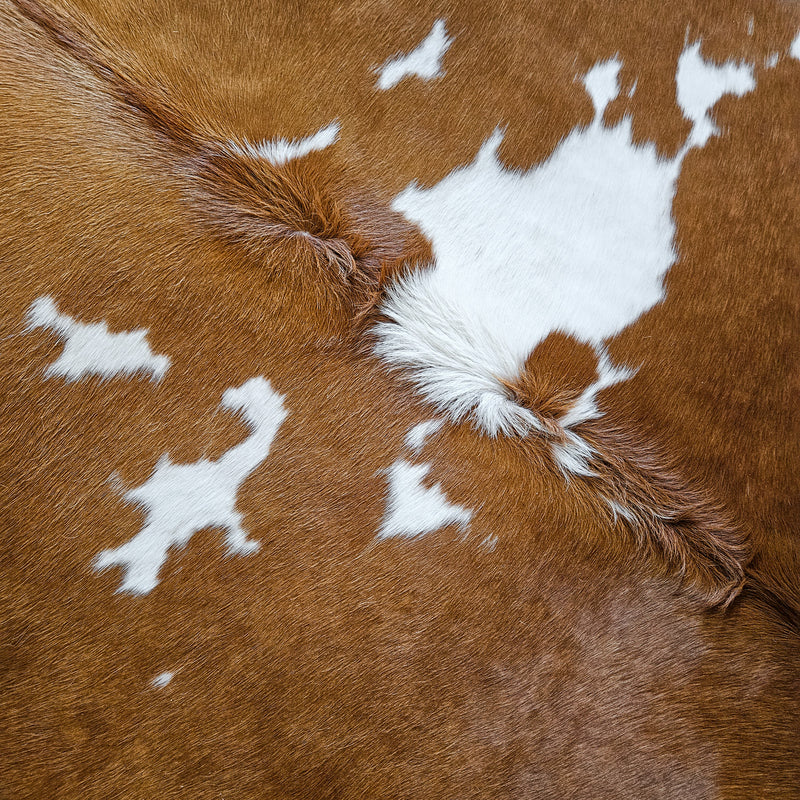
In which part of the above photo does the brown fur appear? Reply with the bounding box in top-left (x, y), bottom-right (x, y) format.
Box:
top-left (505, 332), bottom-right (599, 423)
top-left (500, 332), bottom-right (749, 608)
top-left (2, 0), bottom-right (799, 797)
top-left (12, 0), bottom-right (424, 330)
top-left (576, 422), bottom-right (749, 608)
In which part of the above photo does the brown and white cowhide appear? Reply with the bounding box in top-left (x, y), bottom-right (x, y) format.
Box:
top-left (1, 0), bottom-right (799, 797)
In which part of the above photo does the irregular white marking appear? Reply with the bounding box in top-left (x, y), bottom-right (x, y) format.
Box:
top-left (378, 460), bottom-right (472, 539)
top-left (228, 121), bottom-right (339, 164)
top-left (583, 57), bottom-right (622, 117)
top-left (376, 265), bottom-right (546, 435)
top-left (94, 377), bottom-right (287, 594)
top-left (376, 19), bottom-right (452, 90)
top-left (676, 42), bottom-right (755, 148)
top-left (747, 16), bottom-right (754, 36)
top-left (791, 32), bottom-right (800, 61)
top-left (151, 671), bottom-right (174, 688)
top-left (481, 534), bottom-right (498, 551)
top-left (765, 53), bottom-right (779, 69)
top-left (551, 430), bottom-right (597, 478)
top-left (605, 497), bottom-right (637, 526)
top-left (376, 46), bottom-right (757, 438)
top-left (25, 296), bottom-right (169, 382)
top-left (559, 348), bottom-right (636, 429)
top-left (404, 419), bottom-right (444, 453)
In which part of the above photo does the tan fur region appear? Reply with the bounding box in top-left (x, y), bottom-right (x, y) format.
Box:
top-left (1, 0), bottom-right (799, 797)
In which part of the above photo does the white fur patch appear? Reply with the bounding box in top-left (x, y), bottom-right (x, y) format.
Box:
top-left (375, 45), bottom-right (756, 438)
top-left (404, 419), bottom-right (444, 453)
top-left (790, 32), bottom-right (800, 61)
top-left (151, 671), bottom-right (174, 688)
top-left (559, 348), bottom-right (635, 429)
top-left (378, 459), bottom-right (472, 539)
top-left (583, 57), bottom-right (622, 118)
top-left (675, 42), bottom-right (755, 147)
top-left (605, 497), bottom-right (637, 526)
top-left (551, 430), bottom-right (597, 478)
top-left (228, 121), bottom-right (339, 164)
top-left (25, 296), bottom-right (169, 382)
top-left (376, 19), bottom-right (452, 90)
top-left (94, 377), bottom-right (287, 594)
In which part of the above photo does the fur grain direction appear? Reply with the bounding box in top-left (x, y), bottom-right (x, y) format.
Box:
top-left (3, 0), bottom-right (799, 796)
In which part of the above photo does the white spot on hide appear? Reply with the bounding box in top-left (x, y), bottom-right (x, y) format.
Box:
top-left (229, 121), bottom-right (340, 164)
top-left (376, 19), bottom-right (452, 90)
top-left (378, 460), bottom-right (472, 539)
top-left (375, 44), bottom-right (757, 438)
top-left (605, 497), bottom-right (637, 525)
top-left (151, 671), bottom-right (174, 688)
top-left (747, 16), bottom-right (754, 36)
top-left (551, 430), bottom-right (597, 478)
top-left (559, 347), bottom-right (635, 428)
top-left (404, 419), bottom-right (444, 453)
top-left (93, 377), bottom-right (288, 594)
top-left (676, 42), bottom-right (755, 148)
top-left (25, 296), bottom-right (169, 382)
top-left (791, 32), bottom-right (800, 61)
top-left (765, 53), bottom-right (779, 69)
top-left (583, 57), bottom-right (622, 119)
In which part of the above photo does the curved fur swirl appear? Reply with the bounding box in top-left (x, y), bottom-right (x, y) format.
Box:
top-left (11, 0), bottom-right (418, 325)
top-left (13, 0), bottom-right (762, 615)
